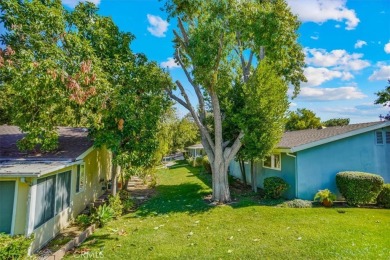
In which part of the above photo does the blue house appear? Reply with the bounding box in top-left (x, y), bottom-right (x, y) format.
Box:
top-left (229, 121), bottom-right (390, 200)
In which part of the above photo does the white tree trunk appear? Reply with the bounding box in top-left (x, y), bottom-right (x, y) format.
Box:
top-left (211, 152), bottom-right (231, 203)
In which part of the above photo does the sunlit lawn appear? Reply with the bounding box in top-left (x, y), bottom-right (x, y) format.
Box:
top-left (66, 160), bottom-right (390, 259)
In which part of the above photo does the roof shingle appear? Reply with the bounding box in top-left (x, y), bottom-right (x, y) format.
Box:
top-left (278, 122), bottom-right (385, 149)
top-left (0, 125), bottom-right (92, 161)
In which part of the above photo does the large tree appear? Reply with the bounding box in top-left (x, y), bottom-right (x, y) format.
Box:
top-left (164, 0), bottom-right (306, 202)
top-left (285, 108), bottom-right (321, 131)
top-left (0, 1), bottom-right (171, 194)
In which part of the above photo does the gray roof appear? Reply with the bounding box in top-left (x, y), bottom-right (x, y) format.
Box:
top-left (0, 125), bottom-right (92, 161)
top-left (278, 121), bottom-right (388, 151)
top-left (0, 161), bottom-right (71, 177)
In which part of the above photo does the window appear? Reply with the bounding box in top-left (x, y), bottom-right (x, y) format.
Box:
top-left (386, 131), bottom-right (390, 144)
top-left (376, 131), bottom-right (384, 144)
top-left (76, 164), bottom-right (85, 193)
top-left (34, 171), bottom-right (71, 229)
top-left (34, 175), bottom-right (56, 228)
top-left (263, 154), bottom-right (281, 170)
top-left (56, 171), bottom-right (71, 214)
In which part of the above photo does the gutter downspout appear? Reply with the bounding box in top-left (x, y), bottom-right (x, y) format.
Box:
top-left (286, 152), bottom-right (298, 198)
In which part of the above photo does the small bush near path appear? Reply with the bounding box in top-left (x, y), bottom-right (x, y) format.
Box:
top-left (0, 234), bottom-right (33, 260)
top-left (377, 184), bottom-right (390, 208)
top-left (336, 171), bottom-right (384, 206)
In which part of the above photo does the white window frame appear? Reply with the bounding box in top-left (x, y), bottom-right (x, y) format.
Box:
top-left (76, 163), bottom-right (86, 193)
top-left (263, 153), bottom-right (281, 171)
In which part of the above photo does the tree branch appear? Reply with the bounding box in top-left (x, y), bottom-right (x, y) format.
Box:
top-left (177, 18), bottom-right (189, 46)
top-left (175, 80), bottom-right (215, 152)
top-left (166, 89), bottom-right (189, 110)
top-left (175, 50), bottom-right (206, 121)
top-left (225, 131), bottom-right (244, 162)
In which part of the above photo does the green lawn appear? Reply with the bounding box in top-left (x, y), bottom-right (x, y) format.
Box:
top-left (66, 161), bottom-right (390, 259)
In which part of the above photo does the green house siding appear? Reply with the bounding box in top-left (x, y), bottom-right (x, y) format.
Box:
top-left (0, 181), bottom-right (15, 234)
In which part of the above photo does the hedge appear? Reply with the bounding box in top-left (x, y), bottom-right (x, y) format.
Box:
top-left (377, 183), bottom-right (390, 208)
top-left (336, 171), bottom-right (384, 206)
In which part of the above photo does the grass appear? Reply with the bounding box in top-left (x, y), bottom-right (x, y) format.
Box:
top-left (66, 160), bottom-right (390, 259)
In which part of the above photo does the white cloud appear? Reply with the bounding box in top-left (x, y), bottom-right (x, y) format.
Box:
top-left (303, 67), bottom-right (353, 87)
top-left (384, 41), bottom-right (390, 54)
top-left (298, 86), bottom-right (366, 101)
top-left (368, 64), bottom-right (390, 81)
top-left (354, 40), bottom-right (367, 49)
top-left (310, 35), bottom-right (319, 40)
top-left (305, 48), bottom-right (370, 71)
top-left (160, 57), bottom-right (180, 69)
top-left (147, 14), bottom-right (169, 38)
top-left (287, 0), bottom-right (359, 30)
top-left (62, 0), bottom-right (100, 8)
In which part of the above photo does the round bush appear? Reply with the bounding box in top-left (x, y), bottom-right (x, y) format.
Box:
top-left (377, 184), bottom-right (390, 208)
top-left (336, 171), bottom-right (384, 206)
top-left (263, 177), bottom-right (289, 199)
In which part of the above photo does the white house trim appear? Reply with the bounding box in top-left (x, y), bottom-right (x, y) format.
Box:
top-left (291, 121), bottom-right (390, 152)
top-left (75, 146), bottom-right (94, 161)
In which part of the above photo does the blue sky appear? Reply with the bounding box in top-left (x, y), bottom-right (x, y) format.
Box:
top-left (2, 0), bottom-right (390, 123)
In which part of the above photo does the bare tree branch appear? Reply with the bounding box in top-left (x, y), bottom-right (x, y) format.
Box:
top-left (175, 50), bottom-right (206, 121)
top-left (246, 50), bottom-right (254, 74)
top-left (225, 131), bottom-right (244, 162)
top-left (177, 18), bottom-right (189, 46)
top-left (166, 89), bottom-right (189, 110)
top-left (175, 80), bottom-right (215, 151)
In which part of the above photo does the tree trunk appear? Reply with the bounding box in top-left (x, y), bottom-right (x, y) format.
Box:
top-left (250, 159), bottom-right (257, 192)
top-left (111, 164), bottom-right (121, 196)
top-left (211, 153), bottom-right (231, 203)
top-left (239, 159), bottom-right (247, 185)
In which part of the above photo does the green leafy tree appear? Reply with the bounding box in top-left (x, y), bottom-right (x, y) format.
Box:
top-left (172, 117), bottom-right (200, 152)
top-left (237, 61), bottom-right (289, 191)
top-left (164, 0), bottom-right (306, 202)
top-left (0, 1), bottom-right (172, 195)
top-left (285, 108), bottom-right (321, 131)
top-left (322, 118), bottom-right (350, 127)
top-left (0, 0), bottom-right (107, 151)
top-left (375, 79), bottom-right (390, 120)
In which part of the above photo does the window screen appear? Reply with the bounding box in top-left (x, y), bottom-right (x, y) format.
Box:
top-left (56, 171), bottom-right (71, 215)
top-left (376, 131), bottom-right (384, 144)
top-left (34, 175), bottom-right (56, 228)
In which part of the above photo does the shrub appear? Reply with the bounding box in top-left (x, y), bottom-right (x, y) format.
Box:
top-left (108, 195), bottom-right (123, 219)
top-left (118, 190), bottom-right (131, 201)
top-left (0, 233), bottom-right (33, 260)
top-left (195, 156), bottom-right (203, 167)
top-left (377, 184), bottom-right (390, 208)
top-left (279, 199), bottom-right (312, 208)
top-left (202, 156), bottom-right (212, 173)
top-left (91, 204), bottom-right (114, 227)
top-left (336, 171), bottom-right (384, 206)
top-left (76, 214), bottom-right (91, 228)
top-left (123, 198), bottom-right (135, 213)
top-left (263, 177), bottom-right (289, 199)
top-left (187, 157), bottom-right (194, 166)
